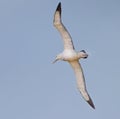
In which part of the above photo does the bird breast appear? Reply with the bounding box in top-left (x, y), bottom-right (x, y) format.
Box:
top-left (62, 50), bottom-right (79, 61)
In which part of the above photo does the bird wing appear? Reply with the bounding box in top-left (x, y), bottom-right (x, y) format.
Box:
top-left (69, 61), bottom-right (95, 109)
top-left (53, 2), bottom-right (74, 50)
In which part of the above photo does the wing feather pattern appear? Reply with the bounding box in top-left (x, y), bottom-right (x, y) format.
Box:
top-left (70, 61), bottom-right (95, 109)
top-left (53, 2), bottom-right (74, 50)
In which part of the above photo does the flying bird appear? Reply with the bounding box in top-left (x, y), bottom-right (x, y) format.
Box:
top-left (53, 2), bottom-right (95, 109)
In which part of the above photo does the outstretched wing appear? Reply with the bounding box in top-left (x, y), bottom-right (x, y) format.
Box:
top-left (53, 2), bottom-right (74, 50)
top-left (69, 61), bottom-right (95, 109)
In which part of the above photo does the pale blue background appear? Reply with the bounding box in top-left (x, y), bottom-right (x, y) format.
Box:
top-left (0, 0), bottom-right (120, 119)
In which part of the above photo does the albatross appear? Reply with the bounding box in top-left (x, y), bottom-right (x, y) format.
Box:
top-left (53, 2), bottom-right (95, 109)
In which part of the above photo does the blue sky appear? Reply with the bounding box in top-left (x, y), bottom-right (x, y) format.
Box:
top-left (0, 0), bottom-right (120, 118)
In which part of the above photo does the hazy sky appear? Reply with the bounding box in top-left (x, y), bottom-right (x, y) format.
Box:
top-left (0, 0), bottom-right (120, 119)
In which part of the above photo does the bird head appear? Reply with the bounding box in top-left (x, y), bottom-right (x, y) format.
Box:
top-left (52, 53), bottom-right (63, 63)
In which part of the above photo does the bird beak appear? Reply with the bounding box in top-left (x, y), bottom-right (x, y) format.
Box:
top-left (52, 59), bottom-right (58, 64)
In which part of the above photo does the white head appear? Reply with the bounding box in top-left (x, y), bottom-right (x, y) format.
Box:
top-left (52, 53), bottom-right (63, 63)
top-left (78, 50), bottom-right (88, 59)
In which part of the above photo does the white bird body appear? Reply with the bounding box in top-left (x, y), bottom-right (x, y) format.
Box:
top-left (59, 50), bottom-right (79, 61)
top-left (53, 2), bottom-right (95, 109)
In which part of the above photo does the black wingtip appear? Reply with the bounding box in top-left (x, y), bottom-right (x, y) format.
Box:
top-left (87, 98), bottom-right (95, 109)
top-left (56, 2), bottom-right (61, 15)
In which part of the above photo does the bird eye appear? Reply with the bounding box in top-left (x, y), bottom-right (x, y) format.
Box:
top-left (80, 50), bottom-right (86, 53)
